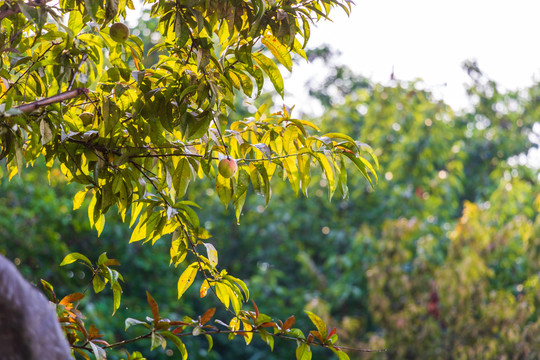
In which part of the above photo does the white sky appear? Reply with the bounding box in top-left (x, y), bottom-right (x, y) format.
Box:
top-left (284, 0), bottom-right (540, 115)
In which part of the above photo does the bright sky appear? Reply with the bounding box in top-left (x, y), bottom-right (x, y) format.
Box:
top-left (284, 0), bottom-right (540, 115)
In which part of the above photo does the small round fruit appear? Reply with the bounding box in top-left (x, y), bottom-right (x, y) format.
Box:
top-left (79, 112), bottom-right (93, 126)
top-left (110, 23), bottom-right (130, 43)
top-left (218, 158), bottom-right (237, 178)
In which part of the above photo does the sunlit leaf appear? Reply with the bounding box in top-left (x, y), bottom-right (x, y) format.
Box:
top-left (177, 263), bottom-right (198, 299)
top-left (60, 253), bottom-right (92, 267)
top-left (305, 311), bottom-right (327, 339)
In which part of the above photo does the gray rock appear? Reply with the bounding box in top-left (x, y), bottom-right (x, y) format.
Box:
top-left (0, 254), bottom-right (72, 360)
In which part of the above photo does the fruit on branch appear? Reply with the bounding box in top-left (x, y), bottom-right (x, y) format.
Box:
top-left (218, 158), bottom-right (237, 178)
top-left (79, 112), bottom-right (93, 126)
top-left (109, 23), bottom-right (130, 43)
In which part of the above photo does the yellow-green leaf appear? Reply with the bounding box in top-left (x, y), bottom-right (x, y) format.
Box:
top-left (73, 189), bottom-right (88, 210)
top-left (177, 263), bottom-right (198, 299)
top-left (253, 52), bottom-right (284, 97)
top-left (262, 34), bottom-right (293, 72)
top-left (296, 343), bottom-right (312, 360)
top-left (305, 310), bottom-right (327, 338)
top-left (314, 152), bottom-right (336, 200)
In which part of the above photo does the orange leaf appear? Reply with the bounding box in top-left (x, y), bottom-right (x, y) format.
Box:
top-left (310, 330), bottom-right (324, 343)
top-left (282, 315), bottom-right (295, 331)
top-left (104, 259), bottom-right (120, 266)
top-left (88, 324), bottom-right (100, 339)
top-left (59, 292), bottom-right (85, 306)
top-left (200, 279), bottom-right (210, 298)
top-left (200, 308), bottom-right (216, 325)
top-left (259, 322), bottom-right (276, 328)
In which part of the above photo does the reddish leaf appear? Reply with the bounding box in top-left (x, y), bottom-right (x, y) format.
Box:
top-left (259, 322), bottom-right (277, 328)
top-left (282, 315), bottom-right (295, 331)
top-left (200, 307), bottom-right (216, 325)
top-left (172, 326), bottom-right (185, 334)
top-left (327, 327), bottom-right (337, 340)
top-left (252, 300), bottom-right (259, 318)
top-left (169, 321), bottom-right (190, 326)
top-left (146, 291), bottom-right (160, 324)
top-left (307, 333), bottom-right (314, 343)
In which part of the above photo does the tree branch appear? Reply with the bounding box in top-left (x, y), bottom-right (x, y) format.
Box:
top-left (14, 88), bottom-right (89, 114)
top-left (0, 3), bottom-right (19, 22)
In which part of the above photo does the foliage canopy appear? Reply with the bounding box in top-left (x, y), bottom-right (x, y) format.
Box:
top-left (0, 0), bottom-right (378, 358)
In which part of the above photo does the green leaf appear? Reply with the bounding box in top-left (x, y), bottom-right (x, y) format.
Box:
top-left (296, 343), bottom-right (312, 360)
top-left (258, 329), bottom-right (275, 351)
top-left (151, 332), bottom-right (166, 350)
top-left (84, 0), bottom-right (99, 20)
top-left (342, 152), bottom-right (376, 187)
top-left (125, 318), bottom-right (150, 331)
top-left (224, 274), bottom-right (249, 301)
top-left (60, 252), bottom-right (92, 267)
top-left (105, 0), bottom-right (119, 23)
top-left (68, 9), bottom-right (84, 35)
top-left (98, 252), bottom-right (109, 266)
top-left (216, 175), bottom-right (233, 208)
top-left (92, 275), bottom-right (106, 293)
top-left (174, 12), bottom-right (190, 48)
top-left (112, 282), bottom-right (122, 315)
top-left (233, 169), bottom-right (250, 222)
top-left (205, 334), bottom-right (213, 352)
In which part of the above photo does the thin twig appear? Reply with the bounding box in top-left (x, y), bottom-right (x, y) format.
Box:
top-left (103, 332), bottom-right (153, 349)
top-left (129, 152), bottom-right (206, 159)
top-left (68, 53), bottom-right (88, 91)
